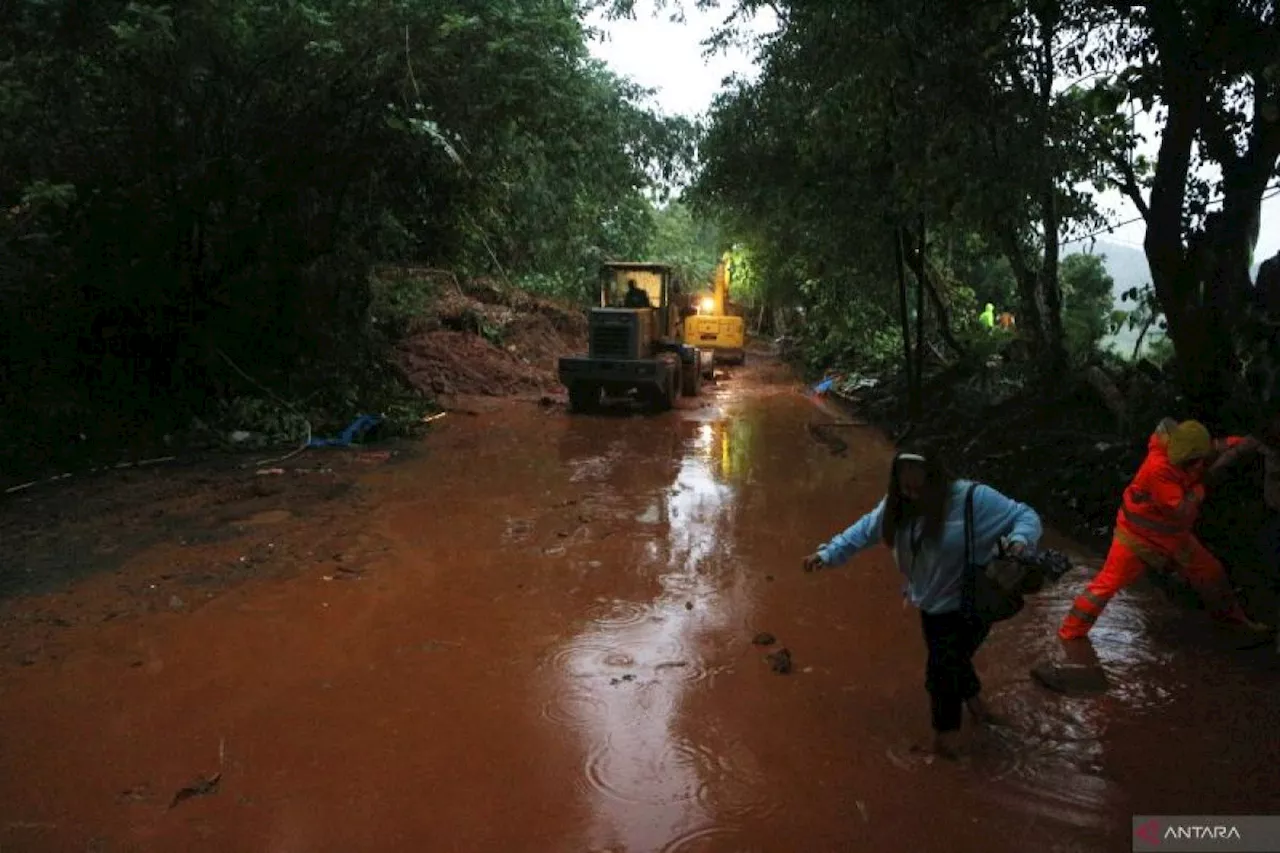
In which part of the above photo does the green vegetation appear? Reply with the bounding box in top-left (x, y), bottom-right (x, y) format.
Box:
top-left (1, 0), bottom-right (695, 474)
top-left (1060, 253), bottom-right (1116, 361)
top-left (4, 0), bottom-right (1277, 476)
top-left (677, 0), bottom-right (1278, 423)
top-left (644, 201), bottom-right (721, 287)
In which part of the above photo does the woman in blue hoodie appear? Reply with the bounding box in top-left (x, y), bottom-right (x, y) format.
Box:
top-left (803, 450), bottom-right (1043, 758)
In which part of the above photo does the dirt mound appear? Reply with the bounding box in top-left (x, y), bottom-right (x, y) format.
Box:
top-left (399, 331), bottom-right (552, 397)
top-left (396, 277), bottom-right (587, 399)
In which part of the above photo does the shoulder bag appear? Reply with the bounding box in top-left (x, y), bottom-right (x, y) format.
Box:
top-left (961, 483), bottom-right (1026, 624)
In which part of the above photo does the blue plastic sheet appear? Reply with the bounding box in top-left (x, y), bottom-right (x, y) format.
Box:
top-left (308, 414), bottom-right (383, 448)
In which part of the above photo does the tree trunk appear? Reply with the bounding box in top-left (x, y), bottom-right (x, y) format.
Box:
top-left (920, 269), bottom-right (965, 358)
top-left (1084, 365), bottom-right (1127, 433)
top-left (1133, 2), bottom-right (1280, 424)
top-left (900, 224), bottom-right (966, 358)
top-left (999, 229), bottom-right (1048, 347)
top-left (894, 227), bottom-right (919, 419)
top-left (1033, 9), bottom-right (1067, 378)
top-left (1141, 83), bottom-right (1229, 422)
top-left (914, 218), bottom-right (926, 395)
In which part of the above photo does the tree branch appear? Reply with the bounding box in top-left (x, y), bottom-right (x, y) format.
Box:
top-left (1198, 93), bottom-right (1242, 171)
top-left (901, 224), bottom-right (966, 357)
top-left (1110, 151), bottom-right (1151, 222)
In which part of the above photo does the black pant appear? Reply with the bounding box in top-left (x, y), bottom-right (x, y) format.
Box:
top-left (920, 609), bottom-right (991, 732)
top-left (1263, 511), bottom-right (1280, 630)
top-left (1260, 510), bottom-right (1280, 571)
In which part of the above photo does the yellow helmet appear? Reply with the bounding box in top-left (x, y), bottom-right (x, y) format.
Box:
top-left (1165, 420), bottom-right (1212, 466)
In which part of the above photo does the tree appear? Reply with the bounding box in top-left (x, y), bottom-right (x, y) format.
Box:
top-left (689, 0), bottom-right (1118, 402)
top-left (643, 200), bottom-right (722, 286)
top-left (1087, 0), bottom-right (1280, 421)
top-left (0, 0), bottom-right (696, 470)
top-left (1059, 252), bottom-right (1116, 358)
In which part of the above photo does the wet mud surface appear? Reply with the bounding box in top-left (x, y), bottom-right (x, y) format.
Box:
top-left (2, 352), bottom-right (1278, 852)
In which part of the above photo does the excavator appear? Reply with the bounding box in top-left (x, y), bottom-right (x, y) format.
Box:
top-left (683, 253), bottom-right (746, 371)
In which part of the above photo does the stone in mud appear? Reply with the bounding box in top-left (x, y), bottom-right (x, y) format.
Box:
top-left (752, 632), bottom-right (777, 646)
top-left (1030, 662), bottom-right (1109, 694)
top-left (766, 647), bottom-right (792, 674)
top-left (685, 601), bottom-right (694, 610)
top-left (252, 479), bottom-right (284, 498)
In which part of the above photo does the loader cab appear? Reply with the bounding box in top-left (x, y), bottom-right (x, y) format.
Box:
top-left (598, 262), bottom-right (686, 344)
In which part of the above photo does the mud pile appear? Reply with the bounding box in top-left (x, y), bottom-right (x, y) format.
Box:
top-left (395, 276), bottom-right (587, 399)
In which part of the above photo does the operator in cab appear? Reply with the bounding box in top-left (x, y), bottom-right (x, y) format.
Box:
top-left (623, 279), bottom-right (652, 308)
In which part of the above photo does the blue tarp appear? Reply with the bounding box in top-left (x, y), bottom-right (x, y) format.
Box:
top-left (308, 414), bottom-right (383, 448)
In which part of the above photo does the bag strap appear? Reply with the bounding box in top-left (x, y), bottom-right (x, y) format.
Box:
top-left (961, 483), bottom-right (978, 615)
top-left (963, 483), bottom-right (977, 570)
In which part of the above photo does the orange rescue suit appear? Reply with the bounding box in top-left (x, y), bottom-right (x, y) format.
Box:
top-left (1058, 429), bottom-right (1249, 640)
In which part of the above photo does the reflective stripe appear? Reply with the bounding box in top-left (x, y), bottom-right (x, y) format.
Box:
top-left (1114, 526), bottom-right (1172, 569)
top-left (1067, 606), bottom-right (1098, 624)
top-left (1121, 505), bottom-right (1184, 536)
top-left (1081, 590), bottom-right (1108, 610)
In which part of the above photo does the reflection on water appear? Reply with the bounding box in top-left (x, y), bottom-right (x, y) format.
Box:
top-left (539, 385), bottom-right (1277, 851)
top-left (6, 359), bottom-right (1280, 853)
top-left (543, 413), bottom-right (760, 851)
top-left (963, 552), bottom-right (1204, 824)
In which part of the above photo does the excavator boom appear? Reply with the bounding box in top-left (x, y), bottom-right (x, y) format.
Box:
top-left (683, 254), bottom-right (746, 370)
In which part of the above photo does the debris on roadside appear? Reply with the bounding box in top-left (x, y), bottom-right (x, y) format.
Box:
top-left (168, 772), bottom-right (221, 809)
top-left (117, 783), bottom-right (153, 804)
top-left (806, 421), bottom-right (849, 456)
top-left (308, 414), bottom-right (383, 448)
top-left (766, 647), bottom-right (792, 674)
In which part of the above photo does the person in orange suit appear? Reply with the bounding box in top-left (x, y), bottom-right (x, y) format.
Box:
top-left (1057, 419), bottom-right (1271, 641)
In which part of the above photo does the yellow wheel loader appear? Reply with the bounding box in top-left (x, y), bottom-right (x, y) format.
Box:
top-left (683, 255), bottom-right (746, 374)
top-left (558, 262), bottom-right (712, 413)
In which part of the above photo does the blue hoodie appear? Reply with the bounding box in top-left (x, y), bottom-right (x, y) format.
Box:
top-left (816, 479), bottom-right (1042, 615)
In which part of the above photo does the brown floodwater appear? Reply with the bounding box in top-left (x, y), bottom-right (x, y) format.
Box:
top-left (2, 355), bottom-right (1278, 852)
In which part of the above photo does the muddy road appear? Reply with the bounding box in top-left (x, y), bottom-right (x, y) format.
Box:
top-left (2, 352), bottom-right (1278, 852)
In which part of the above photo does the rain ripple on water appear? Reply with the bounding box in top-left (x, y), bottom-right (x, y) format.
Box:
top-left (659, 824), bottom-right (752, 853)
top-left (581, 735), bottom-right (778, 820)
